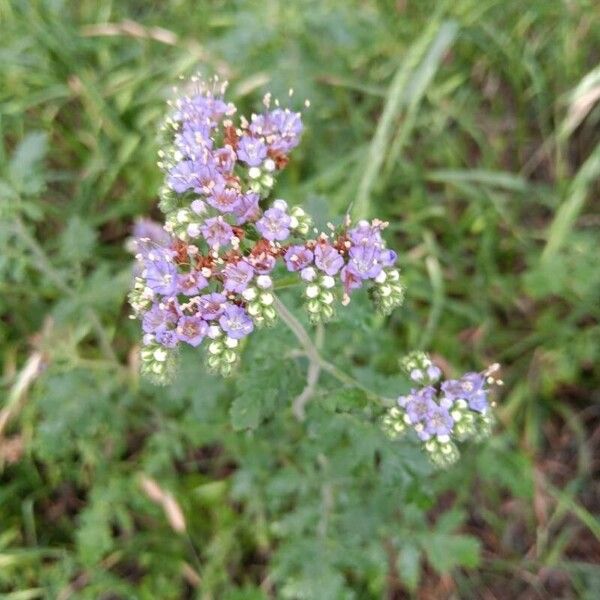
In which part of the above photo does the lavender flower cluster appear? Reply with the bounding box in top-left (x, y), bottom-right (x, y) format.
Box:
top-left (129, 77), bottom-right (404, 382)
top-left (383, 352), bottom-right (500, 467)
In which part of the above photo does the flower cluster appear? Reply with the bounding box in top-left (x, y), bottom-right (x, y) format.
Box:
top-left (383, 352), bottom-right (500, 468)
top-left (129, 77), bottom-right (404, 382)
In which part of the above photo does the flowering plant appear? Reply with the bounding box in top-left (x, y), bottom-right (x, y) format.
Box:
top-left (129, 76), bottom-right (499, 467)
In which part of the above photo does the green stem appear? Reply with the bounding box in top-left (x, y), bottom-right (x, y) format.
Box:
top-left (273, 296), bottom-right (391, 407)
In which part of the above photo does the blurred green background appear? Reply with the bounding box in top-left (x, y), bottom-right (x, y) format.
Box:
top-left (1, 0), bottom-right (599, 598)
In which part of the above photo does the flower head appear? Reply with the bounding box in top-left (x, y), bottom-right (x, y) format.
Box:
top-left (177, 315), bottom-right (208, 347)
top-left (200, 216), bottom-right (234, 247)
top-left (314, 243), bottom-right (344, 276)
top-left (256, 207), bottom-right (291, 241)
top-left (219, 304), bottom-right (254, 339)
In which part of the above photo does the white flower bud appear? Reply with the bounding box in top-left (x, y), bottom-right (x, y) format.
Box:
top-left (225, 337), bottom-right (239, 348)
top-left (305, 284), bottom-right (320, 299)
top-left (375, 270), bottom-right (387, 284)
top-left (306, 299), bottom-right (321, 313)
top-left (320, 275), bottom-right (335, 289)
top-left (320, 291), bottom-right (334, 305)
top-left (248, 167), bottom-right (261, 179)
top-left (187, 223), bottom-right (201, 237)
top-left (273, 199), bottom-right (288, 211)
top-left (242, 287), bottom-right (258, 301)
top-left (262, 175), bottom-right (274, 188)
top-left (263, 158), bottom-right (276, 172)
top-left (247, 302), bottom-right (261, 316)
top-left (153, 348), bottom-right (168, 362)
top-left (289, 216), bottom-right (299, 228)
top-left (177, 209), bottom-right (189, 223)
top-left (256, 275), bottom-right (272, 289)
top-left (301, 266), bottom-right (317, 282)
top-left (207, 326), bottom-right (222, 339)
top-left (208, 342), bottom-right (222, 355)
top-left (260, 292), bottom-right (274, 306)
top-left (378, 285), bottom-right (392, 297)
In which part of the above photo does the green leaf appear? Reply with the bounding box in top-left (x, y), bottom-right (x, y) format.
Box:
top-left (397, 544), bottom-right (421, 592)
top-left (421, 533), bottom-right (481, 573)
top-left (230, 395), bottom-right (262, 431)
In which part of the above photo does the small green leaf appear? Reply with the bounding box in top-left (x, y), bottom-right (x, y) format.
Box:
top-left (230, 395), bottom-right (262, 431)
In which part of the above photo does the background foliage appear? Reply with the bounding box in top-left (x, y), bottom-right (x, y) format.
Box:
top-left (1, 0), bottom-right (599, 597)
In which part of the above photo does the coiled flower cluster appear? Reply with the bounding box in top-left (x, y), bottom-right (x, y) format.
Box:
top-left (129, 77), bottom-right (404, 381)
top-left (383, 352), bottom-right (500, 467)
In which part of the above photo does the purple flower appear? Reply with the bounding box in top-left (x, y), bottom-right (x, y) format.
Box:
top-left (176, 93), bottom-right (232, 128)
top-left (145, 257), bottom-right (178, 296)
top-left (425, 406), bottom-right (454, 437)
top-left (167, 160), bottom-right (198, 194)
top-left (264, 109), bottom-right (303, 153)
top-left (176, 315), bottom-right (208, 347)
top-left (314, 244), bottom-right (344, 276)
top-left (219, 304), bottom-right (254, 339)
top-left (256, 207), bottom-right (291, 242)
top-left (200, 216), bottom-right (233, 247)
top-left (468, 390), bottom-right (488, 413)
top-left (142, 303), bottom-right (177, 334)
top-left (178, 271), bottom-right (208, 296)
top-left (236, 135), bottom-right (267, 166)
top-left (348, 222), bottom-right (384, 248)
top-left (347, 245), bottom-right (382, 280)
top-left (223, 260), bottom-right (254, 293)
top-left (441, 372), bottom-right (489, 412)
top-left (207, 185), bottom-right (242, 213)
top-left (405, 387), bottom-right (436, 424)
top-left (441, 373), bottom-right (485, 401)
top-left (196, 293), bottom-right (227, 320)
top-left (234, 192), bottom-right (261, 225)
top-left (249, 252), bottom-right (276, 274)
top-left (284, 245), bottom-right (313, 272)
top-left (427, 364), bottom-right (442, 382)
top-left (379, 249), bottom-right (397, 267)
top-left (155, 328), bottom-right (179, 348)
top-left (174, 128), bottom-right (213, 158)
top-left (340, 265), bottom-right (362, 291)
top-left (132, 219), bottom-right (171, 248)
top-left (213, 147), bottom-right (236, 173)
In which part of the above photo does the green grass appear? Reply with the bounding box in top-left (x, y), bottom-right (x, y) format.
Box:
top-left (1, 0), bottom-right (599, 597)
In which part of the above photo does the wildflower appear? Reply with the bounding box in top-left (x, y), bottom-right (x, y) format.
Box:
top-left (207, 185), bottom-right (243, 213)
top-left (178, 271), bottom-right (208, 296)
top-left (284, 245), bottom-right (314, 271)
top-left (176, 315), bottom-right (208, 347)
top-left (383, 353), bottom-right (499, 468)
top-left (314, 244), bottom-right (344, 276)
top-left (200, 216), bottom-right (234, 247)
top-left (256, 207), bottom-right (291, 241)
top-left (144, 257), bottom-right (178, 296)
top-left (223, 260), bottom-right (254, 293)
top-left (219, 304), bottom-right (254, 339)
top-left (196, 293), bottom-right (227, 320)
top-left (236, 135), bottom-right (268, 166)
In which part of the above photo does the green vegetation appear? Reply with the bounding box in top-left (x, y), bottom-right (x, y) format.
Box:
top-left (1, 0), bottom-right (599, 597)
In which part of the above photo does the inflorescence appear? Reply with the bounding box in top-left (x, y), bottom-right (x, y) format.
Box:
top-left (129, 76), bottom-right (499, 469)
top-left (382, 352), bottom-right (501, 467)
top-left (129, 76), bottom-right (404, 381)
